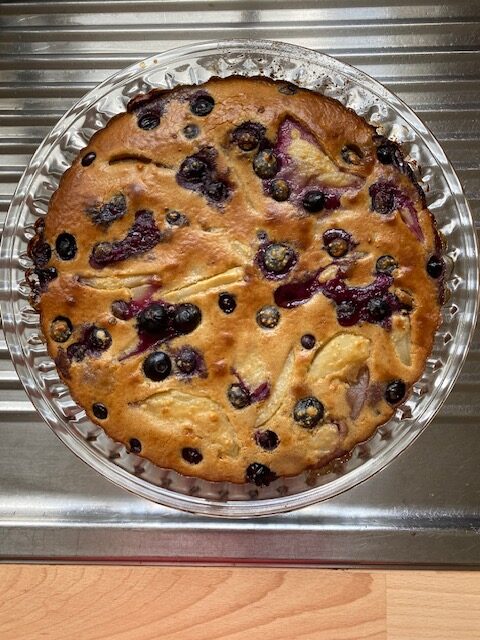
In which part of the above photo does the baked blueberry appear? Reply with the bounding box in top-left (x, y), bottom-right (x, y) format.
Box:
top-left (376, 255), bottom-right (398, 274)
top-left (88, 327), bottom-right (112, 351)
top-left (92, 403), bottom-right (108, 420)
top-left (81, 152), bottom-right (96, 167)
top-left (327, 237), bottom-right (348, 258)
top-left (245, 462), bottom-right (277, 487)
top-left (36, 267), bottom-right (57, 290)
top-left (278, 83), bottom-right (297, 95)
top-left (182, 447), bottom-right (203, 464)
top-left (205, 180), bottom-right (228, 202)
top-left (367, 297), bottom-right (391, 321)
top-left (270, 179), bottom-right (290, 202)
top-left (227, 383), bottom-right (250, 409)
top-left (385, 379), bottom-right (406, 405)
top-left (218, 292), bottom-right (236, 314)
top-left (190, 93), bottom-right (214, 116)
top-left (376, 142), bottom-right (395, 164)
top-left (143, 351), bottom-right (172, 381)
top-left (138, 113), bottom-right (160, 130)
top-left (137, 303), bottom-right (168, 334)
top-left (293, 396), bottom-right (324, 428)
top-left (87, 193), bottom-right (127, 228)
top-left (369, 182), bottom-right (395, 215)
top-left (50, 316), bottom-right (73, 343)
top-left (166, 210), bottom-right (188, 227)
top-left (232, 122), bottom-right (265, 151)
top-left (30, 240), bottom-right (51, 268)
top-left (66, 343), bottom-right (87, 362)
top-left (183, 123), bottom-right (199, 139)
top-left (111, 300), bottom-right (130, 320)
top-left (341, 145), bottom-right (363, 165)
top-left (179, 156), bottom-right (208, 182)
top-left (262, 243), bottom-right (296, 275)
top-left (427, 255), bottom-right (444, 278)
top-left (253, 150), bottom-right (279, 179)
top-left (256, 305), bottom-right (280, 329)
top-left (174, 303), bottom-right (201, 334)
top-left (55, 233), bottom-right (77, 260)
top-left (254, 430), bottom-right (279, 451)
top-left (336, 300), bottom-right (357, 326)
top-left (300, 334), bottom-right (316, 349)
top-left (175, 346), bottom-right (198, 375)
top-left (302, 190), bottom-right (325, 213)
top-left (129, 438), bottom-right (142, 453)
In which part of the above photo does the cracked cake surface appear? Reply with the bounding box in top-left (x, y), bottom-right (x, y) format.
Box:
top-left (28, 76), bottom-right (444, 485)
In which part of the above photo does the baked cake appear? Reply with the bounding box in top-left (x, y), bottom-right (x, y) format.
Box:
top-left (27, 76), bottom-right (445, 486)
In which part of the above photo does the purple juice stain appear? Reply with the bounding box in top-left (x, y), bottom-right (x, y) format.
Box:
top-left (231, 368), bottom-right (271, 405)
top-left (86, 193), bottom-right (127, 228)
top-left (263, 118), bottom-right (359, 211)
top-left (176, 146), bottom-right (230, 205)
top-left (275, 271), bottom-right (401, 329)
top-left (369, 180), bottom-right (424, 241)
top-left (89, 210), bottom-right (162, 269)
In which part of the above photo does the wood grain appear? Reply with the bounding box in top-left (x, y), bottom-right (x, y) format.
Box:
top-left (0, 566), bottom-right (478, 640)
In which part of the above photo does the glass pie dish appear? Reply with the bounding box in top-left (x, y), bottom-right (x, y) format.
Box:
top-left (1, 39), bottom-right (478, 517)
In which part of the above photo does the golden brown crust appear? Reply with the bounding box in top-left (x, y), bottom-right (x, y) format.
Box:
top-left (30, 76), bottom-right (443, 485)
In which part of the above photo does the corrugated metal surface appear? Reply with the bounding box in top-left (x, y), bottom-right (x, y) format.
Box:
top-left (0, 1), bottom-right (479, 564)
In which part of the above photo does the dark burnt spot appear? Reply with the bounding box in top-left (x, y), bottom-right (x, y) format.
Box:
top-left (86, 193), bottom-right (127, 228)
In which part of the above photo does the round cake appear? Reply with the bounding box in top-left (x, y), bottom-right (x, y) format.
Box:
top-left (27, 76), bottom-right (444, 486)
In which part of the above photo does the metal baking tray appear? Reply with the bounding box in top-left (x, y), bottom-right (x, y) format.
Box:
top-left (0, 0), bottom-right (478, 566)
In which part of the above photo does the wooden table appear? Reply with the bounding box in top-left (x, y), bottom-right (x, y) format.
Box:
top-left (1, 566), bottom-right (478, 639)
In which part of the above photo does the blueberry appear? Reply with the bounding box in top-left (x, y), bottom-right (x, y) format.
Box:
top-left (205, 180), bottom-right (228, 202)
top-left (129, 438), bottom-right (142, 453)
top-left (30, 240), bottom-right (51, 268)
top-left (270, 179), bottom-right (290, 202)
top-left (263, 243), bottom-right (296, 274)
top-left (175, 346), bottom-right (197, 375)
top-left (182, 447), bottom-right (203, 464)
top-left (81, 152), bottom-right (96, 167)
top-left (174, 303), bottom-right (201, 334)
top-left (36, 267), bottom-right (57, 289)
top-left (138, 113), bottom-right (160, 130)
top-left (183, 123), bottom-right (199, 139)
top-left (369, 183), bottom-right (395, 215)
top-left (385, 379), bottom-right (406, 405)
top-left (87, 193), bottom-right (126, 227)
top-left (49, 316), bottom-right (73, 343)
top-left (232, 122), bottom-right (265, 151)
top-left (256, 305), bottom-right (280, 329)
top-left (137, 303), bottom-right (168, 334)
top-left (218, 292), bottom-right (236, 314)
top-left (278, 83), bottom-right (297, 95)
top-left (336, 300), bottom-right (357, 326)
top-left (166, 210), bottom-right (188, 227)
top-left (293, 396), bottom-right (324, 428)
top-left (55, 233), bottom-right (77, 260)
top-left (377, 143), bottom-right (395, 164)
top-left (92, 403), bottom-right (108, 420)
top-left (341, 145), bottom-right (363, 165)
top-left (367, 297), bottom-right (391, 321)
top-left (376, 255), bottom-right (398, 274)
top-left (190, 93), bottom-right (214, 116)
top-left (300, 334), bottom-right (316, 349)
top-left (89, 327), bottom-right (112, 351)
top-left (111, 300), bottom-right (130, 320)
top-left (245, 462), bottom-right (277, 487)
top-left (327, 238), bottom-right (349, 258)
top-left (66, 343), bottom-right (87, 362)
top-left (254, 430), bottom-right (279, 451)
top-left (253, 150), bottom-right (279, 179)
top-left (227, 383), bottom-right (250, 409)
top-left (179, 156), bottom-right (208, 182)
top-left (302, 190), bottom-right (325, 213)
top-left (143, 351), bottom-right (172, 381)
top-left (427, 255), bottom-right (444, 279)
